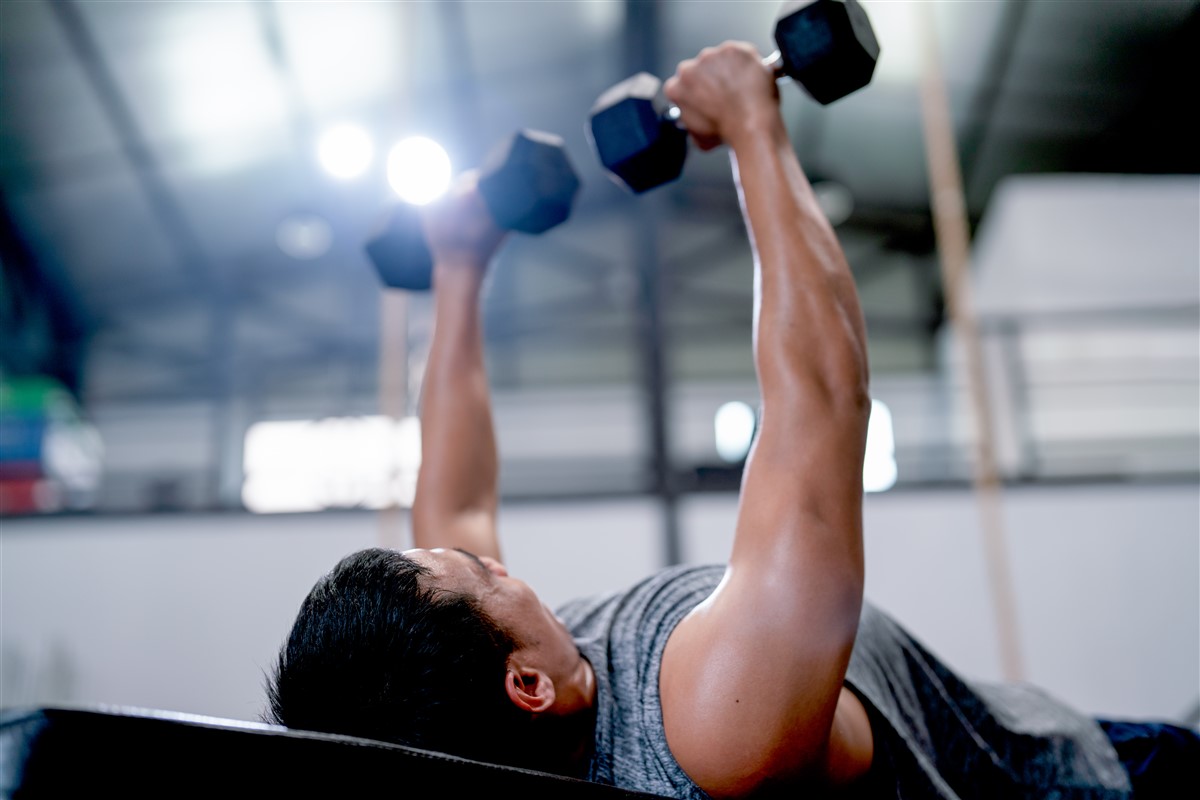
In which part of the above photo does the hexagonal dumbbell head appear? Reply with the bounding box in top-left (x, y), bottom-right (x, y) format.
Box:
top-left (478, 130), bottom-right (581, 234)
top-left (364, 203), bottom-right (432, 290)
top-left (774, 0), bottom-right (879, 106)
top-left (587, 73), bottom-right (688, 194)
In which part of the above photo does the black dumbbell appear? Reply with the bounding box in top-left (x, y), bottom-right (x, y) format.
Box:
top-left (366, 130), bottom-right (581, 290)
top-left (587, 0), bottom-right (879, 194)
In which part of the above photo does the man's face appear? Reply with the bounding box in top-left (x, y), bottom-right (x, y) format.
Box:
top-left (402, 548), bottom-right (581, 682)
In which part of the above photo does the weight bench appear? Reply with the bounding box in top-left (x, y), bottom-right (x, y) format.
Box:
top-left (0, 706), bottom-right (668, 798)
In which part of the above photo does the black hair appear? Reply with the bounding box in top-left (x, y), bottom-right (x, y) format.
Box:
top-left (265, 548), bottom-right (533, 765)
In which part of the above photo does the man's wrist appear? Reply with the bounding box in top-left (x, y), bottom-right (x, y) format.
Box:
top-left (434, 257), bottom-right (489, 284)
top-left (725, 106), bottom-right (789, 155)
top-left (432, 261), bottom-right (488, 311)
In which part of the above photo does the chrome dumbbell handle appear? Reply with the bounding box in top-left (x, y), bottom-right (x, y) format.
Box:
top-left (662, 51), bottom-right (788, 126)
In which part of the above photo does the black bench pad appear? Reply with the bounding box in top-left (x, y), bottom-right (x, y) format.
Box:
top-left (0, 706), bottom-right (669, 798)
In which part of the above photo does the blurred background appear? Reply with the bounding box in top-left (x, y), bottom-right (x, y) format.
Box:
top-left (2, 1), bottom-right (1197, 729)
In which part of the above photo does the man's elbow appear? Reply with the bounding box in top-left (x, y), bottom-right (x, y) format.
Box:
top-left (761, 362), bottom-right (870, 431)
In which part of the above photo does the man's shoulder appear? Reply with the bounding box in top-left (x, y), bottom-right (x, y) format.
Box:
top-left (572, 564), bottom-right (727, 798)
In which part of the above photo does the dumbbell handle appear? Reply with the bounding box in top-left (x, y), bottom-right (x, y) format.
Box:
top-left (662, 51), bottom-right (788, 126)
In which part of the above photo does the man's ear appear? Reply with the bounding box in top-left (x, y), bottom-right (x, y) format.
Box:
top-left (503, 663), bottom-right (556, 715)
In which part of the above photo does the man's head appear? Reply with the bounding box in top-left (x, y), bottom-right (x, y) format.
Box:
top-left (403, 546), bottom-right (589, 719)
top-left (266, 547), bottom-right (533, 764)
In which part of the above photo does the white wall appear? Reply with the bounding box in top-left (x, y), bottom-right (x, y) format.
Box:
top-left (972, 175), bottom-right (1200, 315)
top-left (0, 501), bottom-right (661, 722)
top-left (2, 483), bottom-right (1197, 726)
top-left (683, 483), bottom-right (1200, 722)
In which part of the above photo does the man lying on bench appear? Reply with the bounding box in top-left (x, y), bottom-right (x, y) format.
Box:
top-left (266, 42), bottom-right (1195, 799)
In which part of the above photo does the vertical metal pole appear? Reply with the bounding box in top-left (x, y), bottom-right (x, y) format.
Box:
top-left (623, 0), bottom-right (681, 567)
top-left (377, 2), bottom-right (420, 548)
top-left (636, 194), bottom-right (681, 567)
top-left (917, 4), bottom-right (1025, 682)
top-left (998, 319), bottom-right (1039, 480)
top-left (378, 290), bottom-right (409, 548)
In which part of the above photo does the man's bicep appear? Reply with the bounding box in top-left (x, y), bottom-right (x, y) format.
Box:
top-left (727, 409), bottom-right (868, 717)
top-left (658, 414), bottom-right (866, 796)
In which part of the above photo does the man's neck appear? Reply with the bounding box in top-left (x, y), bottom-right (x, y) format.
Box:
top-left (536, 699), bottom-right (598, 778)
top-left (540, 654), bottom-right (598, 777)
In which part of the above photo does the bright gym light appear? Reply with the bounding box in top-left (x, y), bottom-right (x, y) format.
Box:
top-left (714, 397), bottom-right (897, 491)
top-left (714, 401), bottom-right (757, 463)
top-left (863, 399), bottom-right (898, 493)
top-left (387, 136), bottom-right (452, 205)
top-left (812, 180), bottom-right (855, 227)
top-left (317, 124), bottom-right (373, 179)
top-left (242, 415), bottom-right (422, 514)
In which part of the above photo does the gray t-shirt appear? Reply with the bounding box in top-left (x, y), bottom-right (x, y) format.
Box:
top-left (556, 564), bottom-right (1131, 800)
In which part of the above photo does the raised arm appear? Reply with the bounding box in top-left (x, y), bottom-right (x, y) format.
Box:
top-left (409, 174), bottom-right (506, 563)
top-left (659, 44), bottom-right (872, 797)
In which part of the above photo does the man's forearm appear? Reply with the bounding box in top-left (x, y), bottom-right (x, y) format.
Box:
top-left (726, 106), bottom-right (871, 591)
top-left (410, 264), bottom-right (501, 560)
top-left (730, 114), bottom-right (869, 415)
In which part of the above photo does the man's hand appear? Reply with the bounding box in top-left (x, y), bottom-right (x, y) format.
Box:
top-left (420, 170), bottom-right (509, 279)
top-left (663, 42), bottom-right (780, 152)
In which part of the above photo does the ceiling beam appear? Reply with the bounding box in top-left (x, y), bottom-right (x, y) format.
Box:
top-left (961, 0), bottom-right (1031, 209)
top-left (50, 1), bottom-right (216, 301)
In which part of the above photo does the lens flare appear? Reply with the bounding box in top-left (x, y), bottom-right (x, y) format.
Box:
top-left (317, 124), bottom-right (373, 179)
top-left (387, 137), bottom-right (452, 205)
